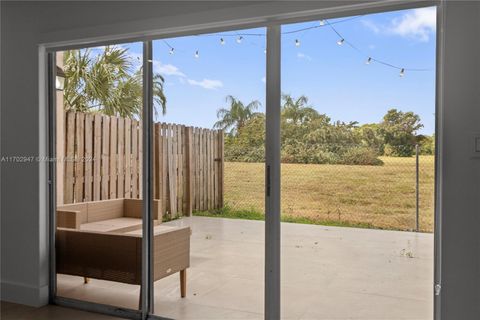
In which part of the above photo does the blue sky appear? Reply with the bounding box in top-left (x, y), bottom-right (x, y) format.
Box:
top-left (125, 6), bottom-right (436, 134)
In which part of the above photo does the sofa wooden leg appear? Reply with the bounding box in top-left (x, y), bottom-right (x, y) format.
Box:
top-left (84, 277), bottom-right (90, 284)
top-left (180, 269), bottom-right (186, 298)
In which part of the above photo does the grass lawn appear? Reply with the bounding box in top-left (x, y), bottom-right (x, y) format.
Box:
top-left (195, 156), bottom-right (435, 232)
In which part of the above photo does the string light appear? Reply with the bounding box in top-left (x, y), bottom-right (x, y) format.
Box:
top-left (160, 17), bottom-right (429, 77)
top-left (163, 40), bottom-right (175, 56)
top-left (325, 20), bottom-right (429, 73)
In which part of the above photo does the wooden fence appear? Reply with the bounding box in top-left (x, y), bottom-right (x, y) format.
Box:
top-left (63, 111), bottom-right (224, 217)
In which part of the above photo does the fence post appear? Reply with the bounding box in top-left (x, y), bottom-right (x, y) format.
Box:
top-left (219, 130), bottom-right (224, 208)
top-left (415, 144), bottom-right (420, 232)
top-left (185, 127), bottom-right (193, 216)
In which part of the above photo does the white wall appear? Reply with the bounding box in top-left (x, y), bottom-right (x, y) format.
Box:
top-left (439, 1), bottom-right (480, 318)
top-left (1, 1), bottom-right (479, 318)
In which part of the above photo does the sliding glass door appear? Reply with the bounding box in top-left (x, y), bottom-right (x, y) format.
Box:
top-left (49, 28), bottom-right (270, 319)
top-left (280, 8), bottom-right (436, 320)
top-left (48, 4), bottom-right (438, 319)
top-left (149, 27), bottom-right (267, 319)
top-left (51, 42), bottom-right (147, 317)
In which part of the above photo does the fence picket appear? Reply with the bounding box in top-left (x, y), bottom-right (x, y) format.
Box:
top-left (219, 130), bottom-right (224, 208)
top-left (74, 113), bottom-right (85, 203)
top-left (84, 114), bottom-right (93, 201)
top-left (213, 130), bottom-right (218, 208)
top-left (101, 116), bottom-right (110, 200)
top-left (93, 115), bottom-right (102, 201)
top-left (138, 122), bottom-right (143, 198)
top-left (177, 125), bottom-right (183, 214)
top-left (131, 120), bottom-right (138, 198)
top-left (64, 112), bottom-right (75, 203)
top-left (124, 118), bottom-right (132, 198)
top-left (209, 130), bottom-right (214, 209)
top-left (62, 111), bottom-right (224, 217)
top-left (109, 116), bottom-right (117, 199)
top-left (117, 118), bottom-right (125, 198)
top-left (200, 129), bottom-right (205, 211)
top-left (162, 123), bottom-right (168, 215)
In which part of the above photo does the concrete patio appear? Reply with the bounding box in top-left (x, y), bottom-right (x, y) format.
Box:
top-left (57, 216), bottom-right (433, 319)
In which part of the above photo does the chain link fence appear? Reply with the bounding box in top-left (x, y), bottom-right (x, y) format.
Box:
top-left (217, 145), bottom-right (434, 232)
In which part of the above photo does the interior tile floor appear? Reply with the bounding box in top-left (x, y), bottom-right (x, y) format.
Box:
top-left (0, 301), bottom-right (121, 320)
top-left (5, 216), bottom-right (434, 319)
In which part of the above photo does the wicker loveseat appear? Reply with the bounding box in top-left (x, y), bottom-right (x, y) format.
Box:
top-left (56, 198), bottom-right (190, 303)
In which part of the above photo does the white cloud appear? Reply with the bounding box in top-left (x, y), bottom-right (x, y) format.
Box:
top-left (127, 51), bottom-right (224, 90)
top-left (389, 7), bottom-right (436, 42)
top-left (362, 7), bottom-right (436, 42)
top-left (261, 76), bottom-right (266, 83)
top-left (187, 78), bottom-right (223, 90)
top-left (127, 52), bottom-right (186, 77)
top-left (152, 60), bottom-right (186, 77)
top-left (361, 20), bottom-right (381, 34)
top-left (297, 52), bottom-right (312, 61)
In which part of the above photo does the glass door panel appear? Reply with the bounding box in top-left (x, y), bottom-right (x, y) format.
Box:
top-left (54, 42), bottom-right (145, 311)
top-left (280, 9), bottom-right (436, 319)
top-left (151, 28), bottom-right (266, 318)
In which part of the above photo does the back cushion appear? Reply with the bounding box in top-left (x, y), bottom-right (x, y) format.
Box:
top-left (124, 199), bottom-right (142, 219)
top-left (87, 199), bottom-right (124, 222)
top-left (124, 199), bottom-right (161, 220)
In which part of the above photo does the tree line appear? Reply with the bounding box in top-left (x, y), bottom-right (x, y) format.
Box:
top-left (61, 46), bottom-right (434, 166)
top-left (214, 95), bottom-right (434, 166)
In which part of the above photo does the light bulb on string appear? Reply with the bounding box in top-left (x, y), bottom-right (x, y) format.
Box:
top-left (295, 39), bottom-right (301, 47)
top-left (319, 20), bottom-right (326, 26)
top-left (399, 68), bottom-right (405, 77)
top-left (194, 50), bottom-right (199, 58)
top-left (236, 36), bottom-right (243, 44)
top-left (365, 57), bottom-right (372, 64)
top-left (220, 38), bottom-right (226, 45)
top-left (337, 38), bottom-right (345, 46)
top-left (169, 48), bottom-right (175, 55)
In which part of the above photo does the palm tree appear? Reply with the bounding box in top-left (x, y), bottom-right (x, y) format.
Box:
top-left (63, 46), bottom-right (166, 119)
top-left (214, 95), bottom-right (261, 134)
top-left (281, 94), bottom-right (319, 125)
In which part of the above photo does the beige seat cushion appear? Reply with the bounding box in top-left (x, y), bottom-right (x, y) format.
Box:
top-left (125, 225), bottom-right (179, 236)
top-left (80, 217), bottom-right (143, 233)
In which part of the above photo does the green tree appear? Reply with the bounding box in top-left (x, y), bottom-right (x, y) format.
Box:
top-left (224, 114), bottom-right (265, 162)
top-left (214, 95), bottom-right (261, 134)
top-left (281, 94), bottom-right (319, 125)
top-left (63, 46), bottom-right (166, 118)
top-left (380, 109), bottom-right (423, 157)
top-left (357, 123), bottom-right (385, 154)
top-left (416, 134), bottom-right (435, 155)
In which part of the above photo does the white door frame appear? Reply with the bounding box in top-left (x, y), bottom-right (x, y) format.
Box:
top-left (43, 1), bottom-right (443, 319)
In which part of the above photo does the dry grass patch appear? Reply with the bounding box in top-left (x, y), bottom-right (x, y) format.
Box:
top-left (219, 156), bottom-right (434, 232)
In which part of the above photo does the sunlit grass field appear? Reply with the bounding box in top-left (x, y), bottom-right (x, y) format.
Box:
top-left (197, 156), bottom-right (435, 232)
